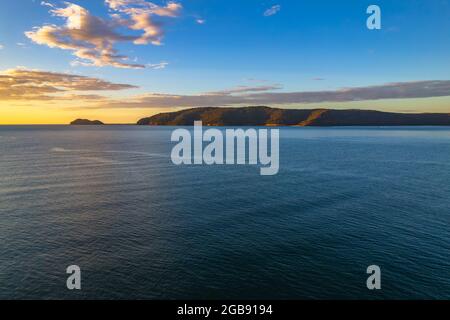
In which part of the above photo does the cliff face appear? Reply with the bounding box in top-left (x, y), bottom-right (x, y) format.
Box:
top-left (137, 107), bottom-right (450, 126)
top-left (70, 119), bottom-right (104, 125)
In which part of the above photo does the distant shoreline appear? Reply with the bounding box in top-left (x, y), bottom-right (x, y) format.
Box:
top-left (137, 106), bottom-right (450, 127)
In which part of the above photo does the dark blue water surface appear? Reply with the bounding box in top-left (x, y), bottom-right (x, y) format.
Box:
top-left (0, 125), bottom-right (449, 299)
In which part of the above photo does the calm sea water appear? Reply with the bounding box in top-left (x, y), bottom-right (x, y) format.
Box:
top-left (0, 125), bottom-right (449, 299)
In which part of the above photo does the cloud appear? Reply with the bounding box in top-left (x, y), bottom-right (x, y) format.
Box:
top-left (264, 5), bottom-right (281, 17)
top-left (26, 1), bottom-right (182, 68)
top-left (106, 0), bottom-right (182, 17)
top-left (196, 19), bottom-right (206, 24)
top-left (99, 93), bottom-right (248, 109)
top-left (94, 80), bottom-right (450, 109)
top-left (0, 44), bottom-right (3, 50)
top-left (0, 67), bottom-right (137, 101)
top-left (41, 1), bottom-right (54, 8)
top-left (204, 84), bottom-right (282, 96)
top-left (246, 78), bottom-right (270, 83)
top-left (147, 61), bottom-right (169, 69)
top-left (106, 0), bottom-right (182, 45)
top-left (5, 68), bottom-right (448, 111)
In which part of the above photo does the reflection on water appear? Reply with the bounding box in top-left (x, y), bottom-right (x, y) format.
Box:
top-left (0, 125), bottom-right (449, 299)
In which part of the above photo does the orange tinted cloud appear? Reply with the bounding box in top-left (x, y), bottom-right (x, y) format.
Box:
top-left (91, 80), bottom-right (450, 109)
top-left (0, 68), bottom-right (137, 101)
top-left (26, 1), bottom-right (182, 68)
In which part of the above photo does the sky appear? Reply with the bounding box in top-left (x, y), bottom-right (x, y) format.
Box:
top-left (0, 0), bottom-right (450, 124)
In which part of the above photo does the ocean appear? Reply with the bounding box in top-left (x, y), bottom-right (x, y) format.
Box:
top-left (0, 125), bottom-right (449, 299)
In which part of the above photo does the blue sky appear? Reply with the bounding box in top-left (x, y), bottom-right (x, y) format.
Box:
top-left (1, 0), bottom-right (450, 123)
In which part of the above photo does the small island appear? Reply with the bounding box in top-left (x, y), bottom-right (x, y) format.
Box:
top-left (70, 119), bottom-right (104, 125)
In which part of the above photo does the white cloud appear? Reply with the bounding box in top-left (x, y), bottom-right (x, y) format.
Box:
top-left (105, 0), bottom-right (181, 17)
top-left (40, 1), bottom-right (54, 8)
top-left (147, 61), bottom-right (169, 69)
top-left (196, 19), bottom-right (206, 24)
top-left (26, 1), bottom-right (182, 68)
top-left (0, 44), bottom-right (4, 50)
top-left (264, 5), bottom-right (281, 17)
top-left (105, 0), bottom-right (182, 45)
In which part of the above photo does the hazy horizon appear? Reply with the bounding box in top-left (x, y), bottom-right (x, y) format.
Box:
top-left (3, 101), bottom-right (450, 125)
